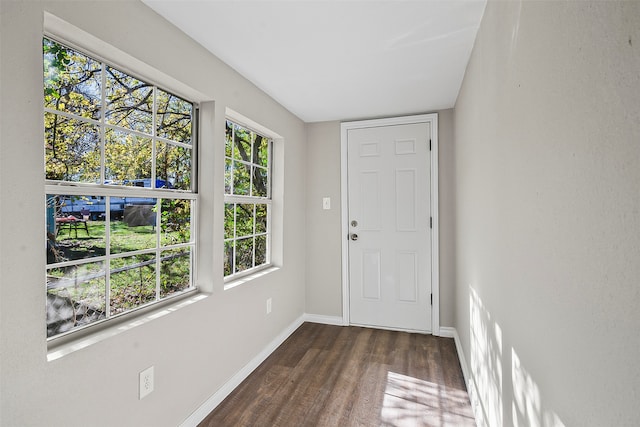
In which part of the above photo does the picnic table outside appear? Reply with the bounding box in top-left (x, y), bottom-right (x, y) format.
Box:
top-left (56, 216), bottom-right (89, 238)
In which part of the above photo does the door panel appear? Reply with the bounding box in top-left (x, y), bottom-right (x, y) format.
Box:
top-left (359, 171), bottom-right (381, 230)
top-left (362, 250), bottom-right (381, 300)
top-left (347, 122), bottom-right (431, 332)
top-left (395, 168), bottom-right (417, 231)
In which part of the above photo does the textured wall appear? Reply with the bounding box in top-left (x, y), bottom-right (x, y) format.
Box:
top-left (0, 1), bottom-right (307, 425)
top-left (305, 121), bottom-right (344, 317)
top-left (454, 1), bottom-right (640, 426)
top-left (437, 109), bottom-right (456, 328)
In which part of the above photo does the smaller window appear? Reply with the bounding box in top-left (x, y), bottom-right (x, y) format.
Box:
top-left (224, 120), bottom-right (272, 279)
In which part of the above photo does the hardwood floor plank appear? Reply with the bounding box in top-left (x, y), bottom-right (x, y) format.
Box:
top-left (346, 361), bottom-right (389, 426)
top-left (438, 339), bottom-right (476, 426)
top-left (198, 323), bottom-right (475, 427)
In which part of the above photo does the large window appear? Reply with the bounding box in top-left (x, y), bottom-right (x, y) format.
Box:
top-left (44, 37), bottom-right (197, 339)
top-left (224, 120), bottom-right (272, 279)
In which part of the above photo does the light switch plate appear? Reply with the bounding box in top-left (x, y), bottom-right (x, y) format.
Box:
top-left (322, 197), bottom-right (331, 210)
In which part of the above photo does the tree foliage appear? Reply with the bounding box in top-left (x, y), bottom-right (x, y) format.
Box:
top-left (43, 38), bottom-right (193, 189)
top-left (223, 120), bottom-right (271, 276)
top-left (43, 38), bottom-right (196, 338)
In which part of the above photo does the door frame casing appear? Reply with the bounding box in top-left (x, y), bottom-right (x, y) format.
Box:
top-left (340, 113), bottom-right (440, 335)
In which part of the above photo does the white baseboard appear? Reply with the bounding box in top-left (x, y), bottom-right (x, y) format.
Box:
top-left (179, 314), bottom-right (305, 427)
top-left (451, 327), bottom-right (485, 427)
top-left (438, 326), bottom-right (455, 338)
top-left (302, 313), bottom-right (345, 326)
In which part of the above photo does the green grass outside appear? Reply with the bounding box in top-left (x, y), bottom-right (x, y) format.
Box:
top-left (47, 221), bottom-right (192, 336)
top-left (54, 220), bottom-right (189, 258)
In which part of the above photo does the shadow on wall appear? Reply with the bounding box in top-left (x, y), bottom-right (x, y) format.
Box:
top-left (469, 286), bottom-right (566, 427)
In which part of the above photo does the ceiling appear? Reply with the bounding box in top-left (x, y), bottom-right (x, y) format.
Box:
top-left (142, 0), bottom-right (487, 123)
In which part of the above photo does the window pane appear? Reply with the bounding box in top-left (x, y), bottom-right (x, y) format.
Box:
top-left (233, 124), bottom-right (252, 162)
top-left (45, 113), bottom-right (101, 183)
top-left (225, 158), bottom-right (233, 194)
top-left (157, 141), bottom-right (191, 190)
top-left (236, 204), bottom-right (255, 237)
top-left (110, 254), bottom-right (156, 315)
top-left (253, 134), bottom-right (269, 168)
top-left (233, 161), bottom-right (251, 196)
top-left (160, 248), bottom-right (191, 298)
top-left (252, 166), bottom-right (269, 197)
top-left (46, 195), bottom-right (106, 264)
top-left (224, 203), bottom-right (235, 239)
top-left (105, 67), bottom-right (153, 134)
top-left (161, 199), bottom-right (191, 246)
top-left (111, 199), bottom-right (157, 255)
top-left (225, 120), bottom-right (233, 158)
top-left (46, 261), bottom-right (107, 338)
top-left (235, 237), bottom-right (254, 273)
top-left (224, 240), bottom-right (234, 276)
top-left (255, 204), bottom-right (268, 234)
top-left (156, 89), bottom-right (192, 144)
top-left (255, 234), bottom-right (267, 266)
top-left (105, 129), bottom-right (152, 184)
top-left (43, 38), bottom-right (101, 120)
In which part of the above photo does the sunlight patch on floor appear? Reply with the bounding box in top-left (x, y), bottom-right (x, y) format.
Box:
top-left (381, 371), bottom-right (475, 426)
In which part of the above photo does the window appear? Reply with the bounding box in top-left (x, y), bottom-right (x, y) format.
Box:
top-left (224, 120), bottom-right (272, 279)
top-left (44, 37), bottom-right (197, 339)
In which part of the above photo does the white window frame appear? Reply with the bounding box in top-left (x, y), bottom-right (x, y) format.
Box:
top-left (223, 117), bottom-right (273, 282)
top-left (43, 32), bottom-right (199, 341)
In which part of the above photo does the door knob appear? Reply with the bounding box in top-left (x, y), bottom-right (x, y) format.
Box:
top-left (350, 233), bottom-right (358, 241)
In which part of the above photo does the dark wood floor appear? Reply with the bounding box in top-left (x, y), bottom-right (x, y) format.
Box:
top-left (199, 322), bottom-right (475, 427)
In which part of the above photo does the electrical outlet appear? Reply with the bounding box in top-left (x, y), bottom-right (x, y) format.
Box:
top-left (139, 366), bottom-right (154, 400)
top-left (266, 298), bottom-right (272, 314)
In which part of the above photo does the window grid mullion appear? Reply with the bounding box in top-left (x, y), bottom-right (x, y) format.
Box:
top-left (267, 140), bottom-right (272, 199)
top-left (224, 195), bottom-right (271, 204)
top-left (105, 195), bottom-right (112, 318)
top-left (152, 89), bottom-right (160, 301)
top-left (156, 198), bottom-right (161, 301)
top-left (252, 204), bottom-right (257, 268)
top-left (191, 109), bottom-right (198, 193)
top-left (44, 106), bottom-right (187, 145)
top-left (231, 123), bottom-right (236, 195)
top-left (155, 135), bottom-right (192, 150)
top-left (43, 108), bottom-right (100, 127)
top-left (249, 132), bottom-right (254, 197)
top-left (266, 204), bottom-right (272, 265)
top-left (100, 61), bottom-right (106, 186)
top-left (44, 184), bottom-right (197, 200)
top-left (233, 203), bottom-right (237, 274)
top-left (152, 86), bottom-right (157, 189)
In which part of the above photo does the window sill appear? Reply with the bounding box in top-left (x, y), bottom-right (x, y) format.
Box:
top-left (46, 291), bottom-right (208, 362)
top-left (224, 265), bottom-right (279, 291)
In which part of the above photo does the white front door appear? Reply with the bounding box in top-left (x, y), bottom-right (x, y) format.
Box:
top-left (346, 121), bottom-right (432, 332)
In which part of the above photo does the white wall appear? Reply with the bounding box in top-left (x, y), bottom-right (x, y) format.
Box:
top-left (454, 1), bottom-right (640, 426)
top-left (0, 1), bottom-right (306, 426)
top-left (305, 122), bottom-right (343, 317)
top-left (437, 109), bottom-right (456, 328)
top-left (305, 110), bottom-right (456, 327)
